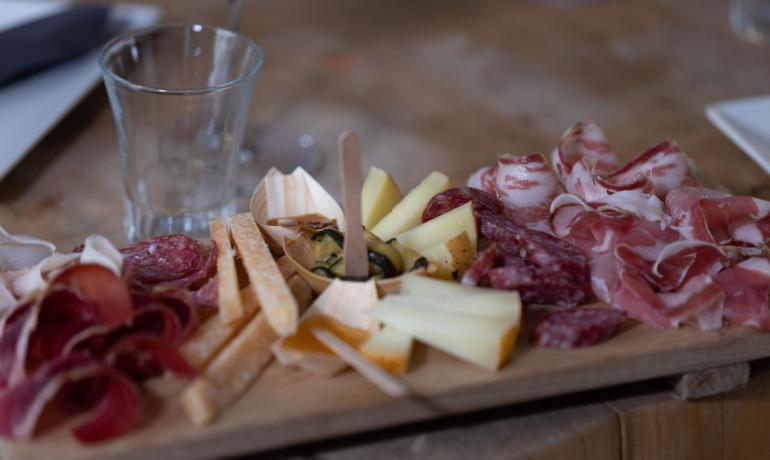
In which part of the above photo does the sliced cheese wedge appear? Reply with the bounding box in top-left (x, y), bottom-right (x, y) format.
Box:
top-left (373, 300), bottom-right (520, 371)
top-left (272, 279), bottom-right (378, 375)
top-left (378, 291), bottom-right (521, 319)
top-left (359, 325), bottom-right (412, 375)
top-left (371, 171), bottom-right (451, 241)
top-left (229, 213), bottom-right (299, 336)
top-left (395, 201), bottom-right (477, 252)
top-left (418, 231), bottom-right (475, 280)
top-left (362, 167), bottom-right (402, 229)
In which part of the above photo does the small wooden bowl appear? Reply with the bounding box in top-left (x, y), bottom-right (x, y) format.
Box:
top-left (282, 235), bottom-right (431, 297)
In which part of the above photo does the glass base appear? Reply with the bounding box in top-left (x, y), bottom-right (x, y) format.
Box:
top-left (124, 196), bottom-right (236, 242)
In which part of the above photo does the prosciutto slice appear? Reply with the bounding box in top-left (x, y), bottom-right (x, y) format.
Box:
top-left (716, 258), bottom-right (770, 329)
top-left (666, 186), bottom-right (770, 245)
top-left (607, 141), bottom-right (698, 198)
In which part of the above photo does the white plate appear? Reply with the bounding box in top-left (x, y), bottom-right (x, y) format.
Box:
top-left (0, 1), bottom-right (161, 181)
top-left (706, 94), bottom-right (770, 175)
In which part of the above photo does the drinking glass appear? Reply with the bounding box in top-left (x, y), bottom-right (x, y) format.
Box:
top-left (731, 0), bottom-right (770, 44)
top-left (100, 24), bottom-right (262, 241)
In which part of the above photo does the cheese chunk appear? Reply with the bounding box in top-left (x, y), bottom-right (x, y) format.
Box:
top-left (418, 231), bottom-right (475, 280)
top-left (359, 325), bottom-right (413, 375)
top-left (395, 202), bottom-right (477, 252)
top-left (371, 171), bottom-right (451, 241)
top-left (361, 167), bottom-right (402, 229)
top-left (372, 295), bottom-right (521, 371)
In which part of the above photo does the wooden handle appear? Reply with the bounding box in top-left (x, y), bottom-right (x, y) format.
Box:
top-left (312, 328), bottom-right (409, 397)
top-left (337, 131), bottom-right (369, 279)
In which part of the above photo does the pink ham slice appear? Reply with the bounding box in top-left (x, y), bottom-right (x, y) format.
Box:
top-left (551, 121), bottom-right (619, 179)
top-left (120, 235), bottom-right (216, 291)
top-left (716, 257), bottom-right (770, 330)
top-left (607, 141), bottom-right (698, 198)
top-left (665, 186), bottom-right (770, 245)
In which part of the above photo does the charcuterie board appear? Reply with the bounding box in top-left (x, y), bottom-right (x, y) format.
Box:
top-left (5, 121), bottom-right (770, 460)
top-left (2, 322), bottom-right (769, 460)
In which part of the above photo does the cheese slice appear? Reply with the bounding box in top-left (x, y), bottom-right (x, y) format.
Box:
top-left (418, 231), bottom-right (475, 280)
top-left (361, 167), bottom-right (402, 229)
top-left (272, 279), bottom-right (378, 375)
top-left (180, 311), bottom-right (276, 426)
top-left (179, 287), bottom-right (259, 370)
top-left (371, 171), bottom-right (451, 241)
top-left (359, 325), bottom-right (413, 375)
top-left (372, 299), bottom-right (520, 371)
top-left (395, 202), bottom-right (477, 252)
top-left (209, 217), bottom-right (244, 324)
top-left (229, 213), bottom-right (299, 336)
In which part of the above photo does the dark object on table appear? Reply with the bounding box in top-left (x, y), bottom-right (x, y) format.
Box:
top-left (0, 5), bottom-right (109, 87)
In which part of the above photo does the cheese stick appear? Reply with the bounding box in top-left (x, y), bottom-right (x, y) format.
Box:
top-left (180, 311), bottom-right (277, 426)
top-left (209, 217), bottom-right (243, 324)
top-left (179, 288), bottom-right (259, 370)
top-left (229, 213), bottom-right (299, 336)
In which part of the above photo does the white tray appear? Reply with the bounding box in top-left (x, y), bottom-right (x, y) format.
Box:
top-left (706, 94), bottom-right (770, 175)
top-left (0, 1), bottom-right (161, 181)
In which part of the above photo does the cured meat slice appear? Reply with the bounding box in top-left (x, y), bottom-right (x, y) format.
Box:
top-left (479, 210), bottom-right (590, 285)
top-left (608, 141), bottom-right (698, 198)
top-left (467, 165), bottom-right (497, 195)
top-left (0, 355), bottom-right (142, 442)
top-left (532, 308), bottom-right (626, 349)
top-left (716, 257), bottom-right (770, 330)
top-left (614, 240), bottom-right (726, 292)
top-left (422, 187), bottom-right (501, 223)
top-left (665, 186), bottom-right (770, 245)
top-left (120, 235), bottom-right (216, 290)
top-left (552, 122), bottom-right (618, 180)
top-left (107, 335), bottom-right (197, 381)
top-left (494, 154), bottom-right (561, 230)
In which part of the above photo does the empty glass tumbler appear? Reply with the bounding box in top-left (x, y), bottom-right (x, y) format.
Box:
top-left (731, 0), bottom-right (770, 44)
top-left (100, 24), bottom-right (262, 241)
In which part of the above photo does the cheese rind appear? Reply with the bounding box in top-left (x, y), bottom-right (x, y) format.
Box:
top-left (361, 167), bottom-right (402, 229)
top-left (395, 202), bottom-right (477, 252)
top-left (359, 325), bottom-right (413, 375)
top-left (371, 171), bottom-right (451, 241)
top-left (418, 231), bottom-right (475, 280)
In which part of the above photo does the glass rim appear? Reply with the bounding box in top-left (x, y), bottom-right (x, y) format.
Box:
top-left (98, 23), bottom-right (263, 95)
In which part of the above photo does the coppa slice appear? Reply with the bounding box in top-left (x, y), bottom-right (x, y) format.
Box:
top-left (371, 171), bottom-right (451, 241)
top-left (396, 202), bottom-right (477, 252)
top-left (362, 167), bottom-right (402, 229)
top-left (228, 213), bottom-right (299, 336)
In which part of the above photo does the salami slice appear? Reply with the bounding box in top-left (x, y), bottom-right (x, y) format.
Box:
top-left (422, 187), bottom-right (501, 222)
top-left (532, 308), bottom-right (627, 348)
top-left (120, 235), bottom-right (216, 290)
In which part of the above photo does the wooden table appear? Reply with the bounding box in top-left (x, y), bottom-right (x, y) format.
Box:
top-left (1, 0), bottom-right (769, 458)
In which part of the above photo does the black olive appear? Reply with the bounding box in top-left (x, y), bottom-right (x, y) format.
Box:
top-left (368, 250), bottom-right (398, 278)
top-left (410, 257), bottom-right (428, 271)
top-left (311, 227), bottom-right (345, 246)
top-left (311, 266), bottom-right (337, 278)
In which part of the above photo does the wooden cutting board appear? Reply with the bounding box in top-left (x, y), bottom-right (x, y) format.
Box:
top-left (3, 322), bottom-right (770, 460)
